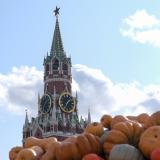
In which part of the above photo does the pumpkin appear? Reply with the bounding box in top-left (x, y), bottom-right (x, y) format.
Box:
top-left (151, 148), bottom-right (160, 160)
top-left (75, 133), bottom-right (94, 157)
top-left (110, 115), bottom-right (129, 128)
top-left (137, 113), bottom-right (150, 124)
top-left (103, 129), bottom-right (128, 156)
top-left (112, 121), bottom-right (144, 146)
top-left (41, 133), bottom-right (102, 160)
top-left (16, 146), bottom-right (44, 160)
top-left (24, 136), bottom-right (57, 151)
top-left (112, 121), bottom-right (134, 141)
top-left (55, 141), bottom-right (80, 160)
top-left (100, 114), bottom-right (112, 129)
top-left (137, 113), bottom-right (150, 128)
top-left (84, 122), bottom-right (104, 137)
top-left (103, 121), bottom-right (144, 156)
top-left (139, 126), bottom-right (160, 158)
top-left (109, 144), bottom-right (145, 160)
top-left (84, 132), bottom-right (102, 154)
top-left (82, 153), bottom-right (103, 160)
top-left (58, 133), bottom-right (101, 160)
top-left (40, 142), bottom-right (61, 160)
top-left (150, 111), bottom-right (160, 126)
top-left (132, 121), bottom-right (145, 145)
top-left (9, 146), bottom-right (23, 160)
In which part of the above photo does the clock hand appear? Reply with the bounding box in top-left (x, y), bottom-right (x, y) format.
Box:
top-left (46, 99), bottom-right (50, 104)
top-left (65, 99), bottom-right (71, 107)
top-left (43, 100), bottom-right (48, 106)
top-left (43, 99), bottom-right (50, 111)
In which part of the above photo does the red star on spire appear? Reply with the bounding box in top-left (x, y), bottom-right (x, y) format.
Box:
top-left (54, 6), bottom-right (60, 16)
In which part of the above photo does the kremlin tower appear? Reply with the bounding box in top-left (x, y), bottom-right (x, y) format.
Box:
top-left (22, 7), bottom-right (91, 142)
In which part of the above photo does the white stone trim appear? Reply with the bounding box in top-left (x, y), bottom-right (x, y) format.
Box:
top-left (45, 78), bottom-right (71, 84)
top-left (42, 131), bottom-right (79, 138)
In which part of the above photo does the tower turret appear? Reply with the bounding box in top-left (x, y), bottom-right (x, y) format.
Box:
top-left (24, 109), bottom-right (29, 126)
top-left (87, 108), bottom-right (91, 124)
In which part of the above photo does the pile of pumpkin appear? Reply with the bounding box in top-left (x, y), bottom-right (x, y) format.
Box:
top-left (9, 111), bottom-right (160, 160)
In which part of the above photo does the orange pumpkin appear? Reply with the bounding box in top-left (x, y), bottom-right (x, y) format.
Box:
top-left (112, 121), bottom-right (134, 140)
top-left (41, 133), bottom-right (102, 160)
top-left (103, 121), bottom-right (144, 156)
top-left (100, 114), bottom-right (112, 129)
top-left (55, 142), bottom-right (80, 160)
top-left (16, 146), bottom-right (44, 160)
top-left (139, 126), bottom-right (160, 158)
top-left (132, 121), bottom-right (145, 146)
top-left (137, 113), bottom-right (150, 123)
top-left (57, 133), bottom-right (101, 160)
top-left (75, 133), bottom-right (94, 157)
top-left (137, 113), bottom-right (150, 128)
top-left (103, 129), bottom-right (128, 155)
top-left (150, 111), bottom-right (160, 126)
top-left (110, 115), bottom-right (129, 128)
top-left (24, 136), bottom-right (57, 151)
top-left (40, 141), bottom-right (61, 160)
top-left (84, 132), bottom-right (102, 154)
top-left (113, 121), bottom-right (144, 146)
top-left (84, 122), bottom-right (104, 137)
top-left (9, 146), bottom-right (23, 160)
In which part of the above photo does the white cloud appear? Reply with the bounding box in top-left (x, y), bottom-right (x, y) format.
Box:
top-left (0, 66), bottom-right (43, 115)
top-left (120, 10), bottom-right (160, 47)
top-left (0, 65), bottom-right (160, 121)
top-left (72, 65), bottom-right (160, 120)
top-left (123, 10), bottom-right (159, 29)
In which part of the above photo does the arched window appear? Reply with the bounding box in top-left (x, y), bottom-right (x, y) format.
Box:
top-left (66, 119), bottom-right (71, 132)
top-left (46, 123), bottom-right (50, 132)
top-left (52, 59), bottom-right (59, 70)
top-left (58, 119), bottom-right (63, 131)
top-left (45, 64), bottom-right (49, 75)
top-left (63, 63), bottom-right (68, 75)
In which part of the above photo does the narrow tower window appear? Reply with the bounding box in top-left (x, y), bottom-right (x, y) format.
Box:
top-left (45, 64), bottom-right (49, 75)
top-left (63, 63), bottom-right (68, 75)
top-left (52, 59), bottom-right (59, 70)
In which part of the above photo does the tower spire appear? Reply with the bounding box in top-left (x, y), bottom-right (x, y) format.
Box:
top-left (50, 7), bottom-right (65, 59)
top-left (25, 109), bottom-right (29, 125)
top-left (88, 108), bottom-right (91, 124)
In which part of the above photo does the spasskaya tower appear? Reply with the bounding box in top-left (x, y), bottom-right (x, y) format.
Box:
top-left (22, 7), bottom-right (91, 142)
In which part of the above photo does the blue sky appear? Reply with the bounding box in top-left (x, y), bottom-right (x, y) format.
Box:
top-left (1, 0), bottom-right (160, 159)
top-left (1, 0), bottom-right (160, 84)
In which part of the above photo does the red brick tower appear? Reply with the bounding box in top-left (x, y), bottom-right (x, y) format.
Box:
top-left (22, 7), bottom-right (90, 142)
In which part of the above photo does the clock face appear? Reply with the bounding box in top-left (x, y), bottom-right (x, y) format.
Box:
top-left (40, 94), bottom-right (52, 114)
top-left (59, 92), bottom-right (75, 113)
